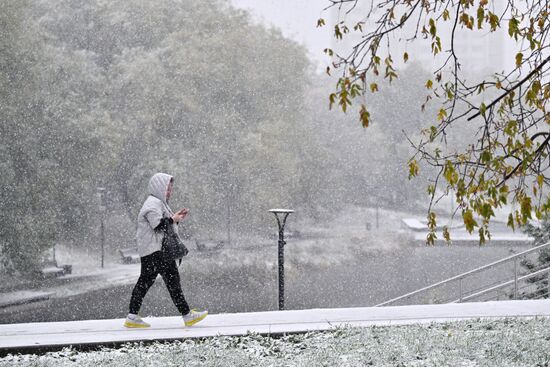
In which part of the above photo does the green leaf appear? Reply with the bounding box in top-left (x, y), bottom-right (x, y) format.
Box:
top-left (385, 70), bottom-right (398, 83)
top-left (350, 83), bottom-right (362, 97)
top-left (429, 18), bottom-right (437, 38)
top-left (443, 161), bottom-right (458, 186)
top-left (426, 231), bottom-right (437, 246)
top-left (507, 213), bottom-right (515, 231)
top-left (427, 211), bottom-right (437, 229)
top-left (520, 196), bottom-right (532, 222)
top-left (463, 209), bottom-right (478, 233)
top-left (359, 105), bottom-right (370, 128)
top-left (408, 159), bottom-right (419, 179)
top-left (504, 120), bottom-right (517, 136)
top-left (329, 93), bottom-right (336, 109)
top-left (480, 203), bottom-right (495, 219)
top-left (479, 102), bottom-right (487, 117)
top-left (488, 12), bottom-right (500, 31)
top-left (477, 6), bottom-right (484, 29)
top-left (429, 125), bottom-right (437, 141)
top-left (437, 108), bottom-right (447, 121)
top-left (317, 18), bottom-right (325, 28)
top-left (477, 83), bottom-right (486, 94)
top-left (508, 17), bottom-right (520, 40)
top-left (479, 226), bottom-right (487, 245)
top-left (431, 36), bottom-right (442, 55)
top-left (443, 226), bottom-right (451, 244)
top-left (480, 150), bottom-right (491, 164)
top-left (340, 97), bottom-right (349, 112)
top-left (334, 25), bottom-right (343, 40)
top-left (459, 12), bottom-right (474, 29)
top-left (515, 52), bottom-right (523, 67)
top-left (426, 212), bottom-right (437, 246)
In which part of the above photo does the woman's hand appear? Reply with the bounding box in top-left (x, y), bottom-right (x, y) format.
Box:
top-left (172, 208), bottom-right (189, 223)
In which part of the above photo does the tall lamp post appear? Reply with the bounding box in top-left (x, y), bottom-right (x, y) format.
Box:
top-left (268, 208), bottom-right (294, 311)
top-left (97, 187), bottom-right (106, 268)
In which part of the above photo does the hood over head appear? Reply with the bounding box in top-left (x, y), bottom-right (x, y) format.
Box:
top-left (149, 172), bottom-right (173, 204)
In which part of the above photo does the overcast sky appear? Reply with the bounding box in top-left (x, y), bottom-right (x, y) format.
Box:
top-left (230, 0), bottom-right (331, 70)
top-left (229, 0), bottom-right (515, 74)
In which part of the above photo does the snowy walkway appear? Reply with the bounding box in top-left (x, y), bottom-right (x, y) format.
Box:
top-left (1, 299), bottom-right (550, 355)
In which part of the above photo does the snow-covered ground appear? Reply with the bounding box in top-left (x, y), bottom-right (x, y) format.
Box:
top-left (4, 318), bottom-right (548, 366)
top-left (0, 206), bottom-right (545, 365)
top-left (2, 305), bottom-right (550, 366)
top-left (1, 300), bottom-right (549, 354)
top-left (0, 263), bottom-right (141, 308)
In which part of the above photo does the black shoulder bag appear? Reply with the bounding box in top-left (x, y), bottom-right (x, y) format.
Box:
top-left (161, 220), bottom-right (189, 261)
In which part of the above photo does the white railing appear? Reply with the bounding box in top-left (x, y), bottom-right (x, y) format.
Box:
top-left (376, 241), bottom-right (550, 307)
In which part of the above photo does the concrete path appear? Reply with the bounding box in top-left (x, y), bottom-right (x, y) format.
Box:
top-left (1, 299), bottom-right (550, 355)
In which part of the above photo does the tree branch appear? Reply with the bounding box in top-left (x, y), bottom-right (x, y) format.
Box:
top-left (467, 55), bottom-right (550, 121)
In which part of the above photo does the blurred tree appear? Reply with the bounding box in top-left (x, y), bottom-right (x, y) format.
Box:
top-left (0, 0), bottom-right (49, 273)
top-left (97, 0), bottom-right (317, 233)
top-left (320, 0), bottom-right (549, 244)
top-left (2, 0), bottom-right (401, 275)
top-left (307, 65), bottom-right (436, 212)
top-left (2, 0), bottom-right (334, 257)
top-left (0, 1), bottom-right (110, 273)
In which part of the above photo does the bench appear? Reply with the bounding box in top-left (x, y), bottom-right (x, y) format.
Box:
top-left (195, 239), bottom-right (225, 252)
top-left (119, 247), bottom-right (140, 264)
top-left (39, 262), bottom-right (72, 279)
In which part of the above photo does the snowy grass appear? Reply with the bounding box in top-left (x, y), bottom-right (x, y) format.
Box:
top-left (3, 317), bottom-right (550, 366)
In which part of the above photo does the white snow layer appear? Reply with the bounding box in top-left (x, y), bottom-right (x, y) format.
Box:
top-left (1, 300), bottom-right (550, 353)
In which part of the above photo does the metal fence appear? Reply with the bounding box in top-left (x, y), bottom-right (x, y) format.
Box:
top-left (376, 242), bottom-right (550, 306)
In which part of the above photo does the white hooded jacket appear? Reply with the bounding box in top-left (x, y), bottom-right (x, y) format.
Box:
top-left (136, 173), bottom-right (180, 257)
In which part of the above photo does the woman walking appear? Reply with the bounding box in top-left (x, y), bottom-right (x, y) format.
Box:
top-left (124, 172), bottom-right (207, 328)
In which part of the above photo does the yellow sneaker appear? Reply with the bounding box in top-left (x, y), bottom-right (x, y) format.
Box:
top-left (183, 309), bottom-right (208, 326)
top-left (124, 313), bottom-right (150, 328)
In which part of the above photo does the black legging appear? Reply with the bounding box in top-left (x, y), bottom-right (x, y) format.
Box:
top-left (129, 251), bottom-right (190, 315)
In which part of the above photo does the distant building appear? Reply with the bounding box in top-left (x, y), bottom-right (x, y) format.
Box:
top-left (328, 1), bottom-right (513, 76)
top-left (409, 21), bottom-right (510, 76)
top-left (400, 217), bottom-right (533, 246)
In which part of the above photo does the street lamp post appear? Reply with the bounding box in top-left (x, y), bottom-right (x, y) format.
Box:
top-left (97, 187), bottom-right (106, 268)
top-left (268, 208), bottom-right (294, 311)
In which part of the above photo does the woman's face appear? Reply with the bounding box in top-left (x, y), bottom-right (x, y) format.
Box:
top-left (166, 181), bottom-right (173, 201)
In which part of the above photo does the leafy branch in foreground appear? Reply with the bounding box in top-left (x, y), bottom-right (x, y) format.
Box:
top-left (320, 0), bottom-right (549, 244)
